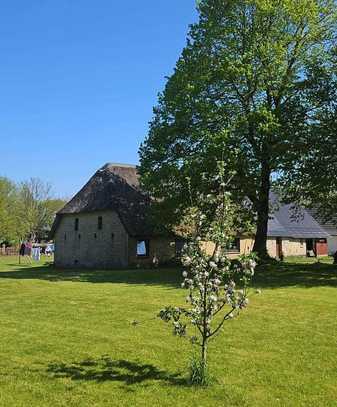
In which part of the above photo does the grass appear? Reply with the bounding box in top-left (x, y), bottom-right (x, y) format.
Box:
top-left (0, 255), bottom-right (336, 406)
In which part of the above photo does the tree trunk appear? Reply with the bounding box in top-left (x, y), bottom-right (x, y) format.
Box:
top-left (201, 336), bottom-right (207, 370)
top-left (253, 159), bottom-right (271, 259)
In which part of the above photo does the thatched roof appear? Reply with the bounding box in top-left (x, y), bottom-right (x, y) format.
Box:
top-left (50, 163), bottom-right (164, 238)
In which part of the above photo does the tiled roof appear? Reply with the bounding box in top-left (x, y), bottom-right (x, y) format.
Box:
top-left (305, 209), bottom-right (337, 236)
top-left (268, 193), bottom-right (330, 239)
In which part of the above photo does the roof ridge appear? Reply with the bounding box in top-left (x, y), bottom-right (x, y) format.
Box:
top-left (100, 162), bottom-right (137, 170)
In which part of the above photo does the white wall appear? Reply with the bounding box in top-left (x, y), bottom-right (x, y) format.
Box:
top-left (328, 236), bottom-right (337, 255)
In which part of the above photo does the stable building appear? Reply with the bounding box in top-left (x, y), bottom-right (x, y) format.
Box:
top-left (266, 196), bottom-right (330, 258)
top-left (306, 211), bottom-right (337, 256)
top-left (233, 195), bottom-right (330, 258)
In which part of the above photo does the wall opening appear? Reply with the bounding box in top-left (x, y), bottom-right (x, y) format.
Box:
top-left (227, 238), bottom-right (240, 252)
top-left (137, 240), bottom-right (150, 257)
top-left (98, 216), bottom-right (103, 230)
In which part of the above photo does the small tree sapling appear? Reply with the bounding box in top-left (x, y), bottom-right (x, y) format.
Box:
top-left (158, 162), bottom-right (258, 384)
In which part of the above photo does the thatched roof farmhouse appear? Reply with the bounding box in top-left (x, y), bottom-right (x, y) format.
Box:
top-left (50, 163), bottom-right (177, 268)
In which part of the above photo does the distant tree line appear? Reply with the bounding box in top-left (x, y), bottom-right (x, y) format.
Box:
top-left (0, 176), bottom-right (66, 246)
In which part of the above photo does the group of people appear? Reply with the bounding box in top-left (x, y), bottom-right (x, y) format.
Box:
top-left (19, 241), bottom-right (54, 262)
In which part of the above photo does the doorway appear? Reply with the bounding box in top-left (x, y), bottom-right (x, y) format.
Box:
top-left (306, 239), bottom-right (315, 257)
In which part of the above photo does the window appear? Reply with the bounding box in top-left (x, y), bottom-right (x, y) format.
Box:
top-left (98, 216), bottom-right (103, 230)
top-left (227, 238), bottom-right (240, 252)
top-left (137, 240), bottom-right (150, 257)
top-left (74, 218), bottom-right (79, 231)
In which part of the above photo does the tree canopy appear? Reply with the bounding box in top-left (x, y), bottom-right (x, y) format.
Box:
top-left (139, 0), bottom-right (337, 257)
top-left (279, 45), bottom-right (337, 221)
top-left (0, 176), bottom-right (66, 245)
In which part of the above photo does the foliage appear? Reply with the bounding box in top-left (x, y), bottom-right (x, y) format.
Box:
top-left (17, 178), bottom-right (66, 241)
top-left (189, 353), bottom-right (211, 386)
top-left (0, 176), bottom-right (65, 244)
top-left (0, 177), bottom-right (22, 244)
top-left (278, 46), bottom-right (337, 221)
top-left (139, 0), bottom-right (337, 258)
top-left (158, 162), bottom-right (257, 383)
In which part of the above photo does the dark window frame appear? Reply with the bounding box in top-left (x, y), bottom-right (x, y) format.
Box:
top-left (74, 218), bottom-right (79, 231)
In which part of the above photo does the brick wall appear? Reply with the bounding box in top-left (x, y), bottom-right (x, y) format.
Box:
top-left (54, 210), bottom-right (129, 268)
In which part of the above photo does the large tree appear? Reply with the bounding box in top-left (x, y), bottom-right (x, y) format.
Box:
top-left (17, 178), bottom-right (66, 241)
top-left (139, 0), bottom-right (337, 258)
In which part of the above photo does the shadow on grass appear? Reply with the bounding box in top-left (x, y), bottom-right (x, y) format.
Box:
top-left (0, 259), bottom-right (336, 289)
top-left (47, 356), bottom-right (186, 386)
top-left (0, 263), bottom-right (181, 288)
top-left (254, 260), bottom-right (337, 289)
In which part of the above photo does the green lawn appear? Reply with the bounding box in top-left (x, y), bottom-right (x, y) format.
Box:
top-left (0, 256), bottom-right (336, 406)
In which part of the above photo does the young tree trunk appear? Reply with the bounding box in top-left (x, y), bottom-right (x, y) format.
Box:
top-left (253, 160), bottom-right (271, 259)
top-left (201, 336), bottom-right (207, 369)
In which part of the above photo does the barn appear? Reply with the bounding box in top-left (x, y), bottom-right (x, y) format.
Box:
top-left (50, 164), bottom-right (177, 268)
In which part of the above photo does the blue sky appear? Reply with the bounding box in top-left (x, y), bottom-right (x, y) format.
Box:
top-left (0, 1), bottom-right (198, 197)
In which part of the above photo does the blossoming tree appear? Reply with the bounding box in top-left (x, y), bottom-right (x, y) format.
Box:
top-left (158, 162), bottom-right (258, 383)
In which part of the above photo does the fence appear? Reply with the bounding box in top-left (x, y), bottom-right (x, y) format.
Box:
top-left (0, 246), bottom-right (18, 256)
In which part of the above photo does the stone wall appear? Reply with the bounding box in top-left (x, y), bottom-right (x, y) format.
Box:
top-left (201, 236), bottom-right (304, 259)
top-left (54, 210), bottom-right (129, 268)
top-left (281, 238), bottom-right (306, 257)
top-left (240, 236), bottom-right (305, 258)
